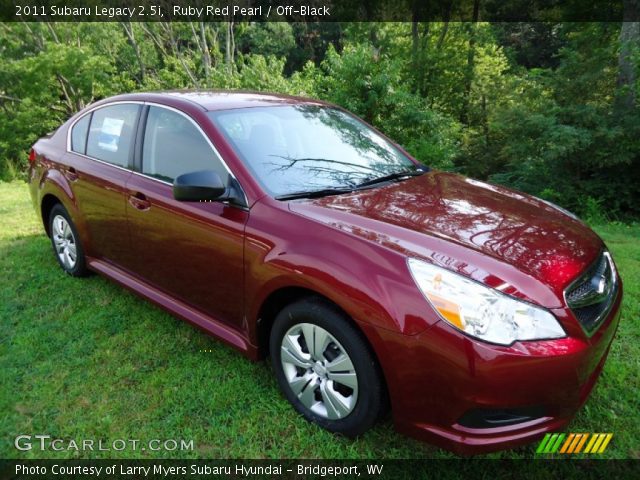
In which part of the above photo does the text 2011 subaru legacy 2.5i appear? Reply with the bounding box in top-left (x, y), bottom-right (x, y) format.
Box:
top-left (28, 91), bottom-right (622, 454)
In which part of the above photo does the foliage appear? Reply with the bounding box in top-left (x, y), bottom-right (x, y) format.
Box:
top-left (479, 24), bottom-right (640, 218)
top-left (0, 21), bottom-right (638, 219)
top-left (306, 43), bottom-right (460, 169)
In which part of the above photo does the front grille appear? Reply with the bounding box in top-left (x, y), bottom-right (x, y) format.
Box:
top-left (565, 251), bottom-right (617, 334)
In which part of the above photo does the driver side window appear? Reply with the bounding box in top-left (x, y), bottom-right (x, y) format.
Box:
top-left (142, 106), bottom-right (227, 182)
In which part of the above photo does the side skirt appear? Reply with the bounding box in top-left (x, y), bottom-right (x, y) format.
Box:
top-left (87, 257), bottom-right (259, 360)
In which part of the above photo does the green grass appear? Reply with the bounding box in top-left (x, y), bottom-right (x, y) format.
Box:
top-left (1, 180), bottom-right (638, 460)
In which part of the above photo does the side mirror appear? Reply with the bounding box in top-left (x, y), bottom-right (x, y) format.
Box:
top-left (173, 170), bottom-right (227, 201)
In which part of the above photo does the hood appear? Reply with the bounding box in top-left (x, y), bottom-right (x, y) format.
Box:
top-left (288, 172), bottom-right (603, 308)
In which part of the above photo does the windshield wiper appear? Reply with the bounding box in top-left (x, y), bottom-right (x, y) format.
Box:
top-left (356, 168), bottom-right (427, 188)
top-left (275, 168), bottom-right (428, 201)
top-left (275, 187), bottom-right (355, 201)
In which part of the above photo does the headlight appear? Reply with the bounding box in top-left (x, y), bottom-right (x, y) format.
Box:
top-left (407, 258), bottom-right (566, 345)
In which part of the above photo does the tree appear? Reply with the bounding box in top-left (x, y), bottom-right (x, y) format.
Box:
top-left (616, 0), bottom-right (639, 111)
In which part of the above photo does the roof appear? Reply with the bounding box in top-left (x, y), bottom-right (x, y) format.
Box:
top-left (113, 90), bottom-right (326, 111)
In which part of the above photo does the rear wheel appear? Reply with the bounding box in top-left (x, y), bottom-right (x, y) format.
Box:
top-left (48, 204), bottom-right (88, 277)
top-left (269, 298), bottom-right (385, 437)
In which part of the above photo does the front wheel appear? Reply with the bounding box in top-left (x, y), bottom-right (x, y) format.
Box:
top-left (269, 298), bottom-right (385, 437)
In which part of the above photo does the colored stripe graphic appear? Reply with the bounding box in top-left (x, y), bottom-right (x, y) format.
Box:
top-left (537, 433), bottom-right (612, 454)
top-left (593, 433), bottom-right (607, 452)
top-left (584, 434), bottom-right (598, 453)
top-left (574, 433), bottom-right (588, 453)
top-left (585, 433), bottom-right (614, 453)
top-left (542, 433), bottom-right (566, 453)
top-left (567, 433), bottom-right (584, 453)
top-left (559, 434), bottom-right (575, 453)
top-left (536, 434), bottom-right (552, 454)
top-left (541, 434), bottom-right (557, 453)
top-left (597, 433), bottom-right (613, 453)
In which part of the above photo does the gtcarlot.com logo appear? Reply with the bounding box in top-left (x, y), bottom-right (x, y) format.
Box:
top-left (536, 433), bottom-right (613, 455)
top-left (14, 435), bottom-right (194, 452)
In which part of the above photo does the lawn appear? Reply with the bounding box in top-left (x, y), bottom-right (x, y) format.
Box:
top-left (1, 180), bottom-right (638, 460)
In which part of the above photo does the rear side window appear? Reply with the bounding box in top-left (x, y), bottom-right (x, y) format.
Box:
top-left (70, 114), bottom-right (90, 154)
top-left (86, 104), bottom-right (140, 168)
top-left (142, 106), bottom-right (226, 182)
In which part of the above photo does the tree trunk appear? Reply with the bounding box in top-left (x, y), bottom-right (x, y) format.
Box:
top-left (122, 22), bottom-right (145, 84)
top-left (200, 22), bottom-right (211, 82)
top-left (616, 0), bottom-right (639, 111)
top-left (411, 1), bottom-right (420, 66)
top-left (161, 22), bottom-right (200, 87)
top-left (412, 21), bottom-right (419, 75)
top-left (460, 0), bottom-right (480, 125)
top-left (436, 1), bottom-right (452, 51)
top-left (481, 93), bottom-right (489, 145)
top-left (416, 23), bottom-right (430, 97)
top-left (225, 21), bottom-right (235, 70)
top-left (18, 21), bottom-right (44, 50)
top-left (56, 74), bottom-right (84, 114)
top-left (188, 22), bottom-right (211, 84)
top-left (45, 22), bottom-right (59, 44)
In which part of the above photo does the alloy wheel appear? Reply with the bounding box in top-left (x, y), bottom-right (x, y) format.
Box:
top-left (52, 214), bottom-right (77, 270)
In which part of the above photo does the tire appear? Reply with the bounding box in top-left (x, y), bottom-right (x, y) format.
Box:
top-left (270, 297), bottom-right (385, 437)
top-left (48, 203), bottom-right (88, 277)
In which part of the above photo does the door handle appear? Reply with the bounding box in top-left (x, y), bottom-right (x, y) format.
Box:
top-left (128, 192), bottom-right (151, 211)
top-left (66, 167), bottom-right (79, 181)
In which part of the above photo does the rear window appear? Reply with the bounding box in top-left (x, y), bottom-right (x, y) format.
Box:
top-left (70, 114), bottom-right (90, 154)
top-left (86, 104), bottom-right (140, 168)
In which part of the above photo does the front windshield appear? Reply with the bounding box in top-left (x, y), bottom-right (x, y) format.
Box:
top-left (208, 105), bottom-right (420, 197)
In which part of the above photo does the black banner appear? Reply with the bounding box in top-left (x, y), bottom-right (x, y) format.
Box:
top-left (0, 0), bottom-right (637, 22)
top-left (1, 459), bottom-right (640, 480)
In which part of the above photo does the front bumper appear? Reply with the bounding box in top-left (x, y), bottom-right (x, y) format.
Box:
top-left (368, 284), bottom-right (622, 455)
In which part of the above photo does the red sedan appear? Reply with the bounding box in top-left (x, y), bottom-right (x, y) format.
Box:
top-left (28, 91), bottom-right (622, 454)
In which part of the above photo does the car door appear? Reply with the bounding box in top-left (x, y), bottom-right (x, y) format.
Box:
top-left (66, 103), bottom-right (140, 267)
top-left (124, 104), bottom-right (248, 329)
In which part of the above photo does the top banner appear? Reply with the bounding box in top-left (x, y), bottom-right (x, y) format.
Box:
top-left (1, 0), bottom-right (638, 22)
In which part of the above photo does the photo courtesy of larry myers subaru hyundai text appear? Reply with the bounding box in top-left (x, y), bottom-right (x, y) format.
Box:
top-left (27, 91), bottom-right (623, 454)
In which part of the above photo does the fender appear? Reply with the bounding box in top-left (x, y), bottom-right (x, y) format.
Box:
top-left (244, 207), bottom-right (438, 346)
top-left (39, 168), bottom-right (75, 208)
top-left (246, 268), bottom-right (391, 345)
top-left (38, 166), bottom-right (93, 256)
